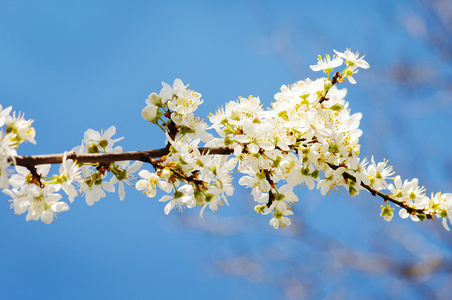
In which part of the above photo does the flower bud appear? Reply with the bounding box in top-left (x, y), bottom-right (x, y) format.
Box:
top-left (416, 214), bottom-right (427, 221)
top-left (161, 167), bottom-right (172, 179)
top-left (142, 105), bottom-right (158, 123)
top-left (148, 92), bottom-right (162, 106)
top-left (330, 103), bottom-right (344, 111)
top-left (324, 81), bottom-right (333, 92)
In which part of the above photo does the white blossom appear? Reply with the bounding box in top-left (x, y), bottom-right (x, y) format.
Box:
top-left (4, 49), bottom-right (452, 232)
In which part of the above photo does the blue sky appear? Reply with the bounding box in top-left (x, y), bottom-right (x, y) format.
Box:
top-left (1, 1), bottom-right (452, 299)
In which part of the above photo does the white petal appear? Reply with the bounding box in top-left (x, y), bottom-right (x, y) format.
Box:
top-left (104, 126), bottom-right (116, 139)
top-left (102, 181), bottom-right (115, 193)
top-left (258, 141), bottom-right (275, 151)
top-left (399, 208), bottom-right (409, 219)
top-left (52, 202), bottom-right (69, 212)
top-left (86, 129), bottom-right (100, 141)
top-left (234, 135), bottom-right (249, 143)
top-left (138, 169), bottom-right (152, 179)
top-left (248, 143), bottom-right (259, 154)
top-left (159, 195), bottom-right (173, 203)
top-left (127, 161), bottom-right (143, 173)
top-left (119, 182), bottom-right (125, 201)
top-left (41, 210), bottom-right (54, 224)
top-left (158, 181), bottom-right (173, 193)
top-left (394, 176), bottom-right (402, 190)
top-left (164, 201), bottom-right (174, 215)
top-left (442, 217), bottom-right (450, 231)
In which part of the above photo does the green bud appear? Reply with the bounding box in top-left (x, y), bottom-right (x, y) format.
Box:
top-left (417, 214), bottom-right (427, 221)
top-left (330, 103), bottom-right (344, 111)
top-left (324, 81), bottom-right (333, 92)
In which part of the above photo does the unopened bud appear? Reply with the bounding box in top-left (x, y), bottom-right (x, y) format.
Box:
top-left (417, 214), bottom-right (427, 221)
top-left (330, 103), bottom-right (344, 111)
top-left (148, 93), bottom-right (162, 106)
top-left (142, 105), bottom-right (158, 123)
top-left (324, 81), bottom-right (333, 92)
top-left (161, 167), bottom-right (171, 179)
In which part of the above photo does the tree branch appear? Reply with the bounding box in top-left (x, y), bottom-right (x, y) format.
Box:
top-left (12, 146), bottom-right (235, 167)
top-left (327, 163), bottom-right (434, 220)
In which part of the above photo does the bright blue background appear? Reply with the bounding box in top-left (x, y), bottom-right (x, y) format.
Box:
top-left (1, 1), bottom-right (452, 299)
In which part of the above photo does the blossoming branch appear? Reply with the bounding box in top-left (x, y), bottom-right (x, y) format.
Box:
top-left (2, 49), bottom-right (452, 231)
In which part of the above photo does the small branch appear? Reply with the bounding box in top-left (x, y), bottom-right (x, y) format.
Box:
top-left (320, 71), bottom-right (342, 104)
top-left (330, 71), bottom-right (342, 86)
top-left (327, 163), bottom-right (434, 220)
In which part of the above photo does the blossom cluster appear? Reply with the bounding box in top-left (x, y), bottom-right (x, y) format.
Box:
top-left (2, 49), bottom-right (452, 231)
top-left (138, 78), bottom-right (234, 216)
top-left (0, 105), bottom-right (70, 224)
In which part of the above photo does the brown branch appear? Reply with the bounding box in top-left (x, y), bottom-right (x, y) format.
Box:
top-left (327, 163), bottom-right (434, 220)
top-left (319, 71), bottom-right (342, 104)
top-left (12, 146), bottom-right (234, 167)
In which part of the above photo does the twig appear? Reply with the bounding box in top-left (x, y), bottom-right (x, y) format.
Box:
top-left (327, 163), bottom-right (434, 220)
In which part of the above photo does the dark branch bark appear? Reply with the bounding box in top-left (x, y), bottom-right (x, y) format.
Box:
top-left (12, 146), bottom-right (234, 167)
top-left (327, 163), bottom-right (434, 220)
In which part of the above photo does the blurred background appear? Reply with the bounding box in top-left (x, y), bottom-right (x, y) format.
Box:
top-left (1, 0), bottom-right (452, 299)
